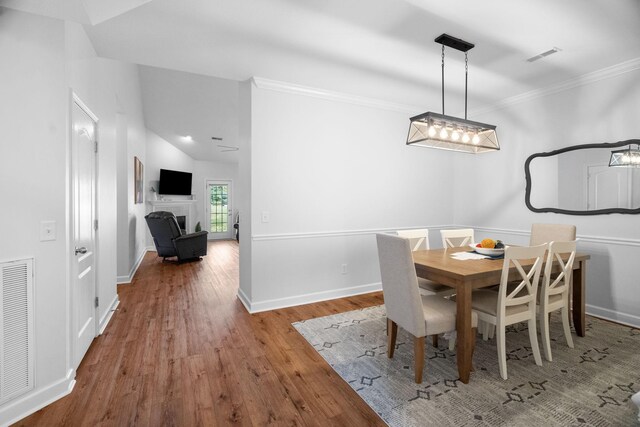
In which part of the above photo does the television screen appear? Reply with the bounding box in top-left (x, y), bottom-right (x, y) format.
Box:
top-left (158, 168), bottom-right (192, 195)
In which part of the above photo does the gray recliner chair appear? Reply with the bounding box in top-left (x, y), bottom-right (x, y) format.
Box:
top-left (145, 211), bottom-right (208, 262)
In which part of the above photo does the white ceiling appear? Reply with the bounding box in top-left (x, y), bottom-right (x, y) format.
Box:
top-left (139, 65), bottom-right (239, 163)
top-left (5, 0), bottom-right (640, 162)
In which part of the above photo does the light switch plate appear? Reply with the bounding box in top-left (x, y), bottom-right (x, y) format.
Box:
top-left (40, 220), bottom-right (56, 241)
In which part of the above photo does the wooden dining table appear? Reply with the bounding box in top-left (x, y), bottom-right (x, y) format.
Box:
top-left (412, 246), bottom-right (590, 384)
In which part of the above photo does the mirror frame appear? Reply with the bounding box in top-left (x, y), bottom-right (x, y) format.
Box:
top-left (524, 139), bottom-right (640, 215)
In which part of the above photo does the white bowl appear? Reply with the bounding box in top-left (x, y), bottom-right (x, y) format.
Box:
top-left (469, 245), bottom-right (505, 256)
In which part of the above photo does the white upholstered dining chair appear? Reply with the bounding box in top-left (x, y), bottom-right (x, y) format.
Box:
top-left (470, 244), bottom-right (546, 380)
top-left (441, 228), bottom-right (475, 248)
top-left (539, 240), bottom-right (577, 361)
top-left (397, 229), bottom-right (456, 298)
top-left (529, 223), bottom-right (576, 246)
top-left (376, 233), bottom-right (477, 383)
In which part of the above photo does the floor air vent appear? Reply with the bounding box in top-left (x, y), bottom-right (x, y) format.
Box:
top-left (0, 258), bottom-right (34, 405)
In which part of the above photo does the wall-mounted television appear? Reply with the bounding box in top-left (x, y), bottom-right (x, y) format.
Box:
top-left (158, 168), bottom-right (192, 195)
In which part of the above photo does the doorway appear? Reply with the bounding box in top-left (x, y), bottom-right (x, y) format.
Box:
top-left (205, 180), bottom-right (233, 240)
top-left (71, 94), bottom-right (98, 368)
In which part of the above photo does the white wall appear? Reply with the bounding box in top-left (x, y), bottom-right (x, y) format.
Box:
top-left (0, 9), bottom-right (71, 424)
top-left (453, 66), bottom-right (640, 327)
top-left (64, 22), bottom-right (149, 286)
top-left (0, 10), bottom-right (155, 422)
top-left (65, 20), bottom-right (148, 308)
top-left (241, 80), bottom-right (455, 311)
top-left (238, 80), bottom-right (253, 303)
top-left (193, 159), bottom-right (238, 236)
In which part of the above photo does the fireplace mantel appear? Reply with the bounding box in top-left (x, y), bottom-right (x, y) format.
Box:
top-left (149, 199), bottom-right (197, 206)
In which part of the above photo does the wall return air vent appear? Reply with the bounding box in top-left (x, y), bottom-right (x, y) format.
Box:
top-left (0, 258), bottom-right (35, 405)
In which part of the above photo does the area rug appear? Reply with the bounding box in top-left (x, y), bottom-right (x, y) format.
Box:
top-left (293, 305), bottom-right (640, 426)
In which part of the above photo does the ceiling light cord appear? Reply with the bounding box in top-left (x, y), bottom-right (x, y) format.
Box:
top-left (441, 45), bottom-right (445, 115)
top-left (465, 52), bottom-right (468, 120)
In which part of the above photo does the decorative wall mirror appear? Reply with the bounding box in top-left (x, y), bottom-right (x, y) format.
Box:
top-left (525, 139), bottom-right (640, 215)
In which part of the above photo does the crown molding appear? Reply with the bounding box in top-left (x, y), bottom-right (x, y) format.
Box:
top-left (251, 77), bottom-right (422, 114)
top-left (252, 57), bottom-right (640, 118)
top-left (471, 57), bottom-right (640, 117)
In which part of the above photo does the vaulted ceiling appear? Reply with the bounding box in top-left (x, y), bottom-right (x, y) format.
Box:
top-left (5, 0), bottom-right (640, 162)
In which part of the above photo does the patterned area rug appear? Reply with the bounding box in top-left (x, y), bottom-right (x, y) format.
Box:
top-left (293, 305), bottom-right (640, 426)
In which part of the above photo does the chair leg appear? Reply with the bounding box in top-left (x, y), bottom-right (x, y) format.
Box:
top-left (528, 317), bottom-right (543, 367)
top-left (488, 325), bottom-right (495, 339)
top-left (432, 334), bottom-right (438, 348)
top-left (387, 319), bottom-right (398, 358)
top-left (482, 321), bottom-right (490, 341)
top-left (448, 330), bottom-right (456, 351)
top-left (561, 306), bottom-right (574, 349)
top-left (540, 308), bottom-right (552, 362)
top-left (496, 323), bottom-right (508, 380)
top-left (471, 327), bottom-right (477, 372)
top-left (414, 336), bottom-right (425, 384)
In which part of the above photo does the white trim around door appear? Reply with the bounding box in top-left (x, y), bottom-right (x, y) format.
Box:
top-left (204, 179), bottom-right (234, 240)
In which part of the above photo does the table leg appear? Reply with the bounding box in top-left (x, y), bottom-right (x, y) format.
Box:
top-left (456, 285), bottom-right (473, 384)
top-left (572, 260), bottom-right (586, 337)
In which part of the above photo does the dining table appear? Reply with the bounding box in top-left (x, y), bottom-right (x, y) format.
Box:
top-left (412, 246), bottom-right (590, 384)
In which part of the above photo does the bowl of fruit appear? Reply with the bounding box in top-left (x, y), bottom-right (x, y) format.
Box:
top-left (470, 239), bottom-right (505, 256)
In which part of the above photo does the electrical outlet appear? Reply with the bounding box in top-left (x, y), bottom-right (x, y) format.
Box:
top-left (261, 211), bottom-right (270, 223)
top-left (341, 263), bottom-right (348, 274)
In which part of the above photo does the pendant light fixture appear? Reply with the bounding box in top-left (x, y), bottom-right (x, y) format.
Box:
top-left (609, 143), bottom-right (640, 167)
top-left (406, 34), bottom-right (499, 153)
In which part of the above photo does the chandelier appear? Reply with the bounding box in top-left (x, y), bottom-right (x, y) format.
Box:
top-left (609, 143), bottom-right (640, 167)
top-left (407, 34), bottom-right (499, 153)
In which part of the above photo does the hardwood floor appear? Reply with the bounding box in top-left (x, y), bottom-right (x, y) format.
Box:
top-left (15, 241), bottom-right (385, 426)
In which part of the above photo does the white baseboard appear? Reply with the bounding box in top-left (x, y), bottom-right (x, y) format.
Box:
top-left (0, 369), bottom-right (75, 427)
top-left (116, 248), bottom-right (148, 284)
top-left (98, 295), bottom-right (120, 335)
top-left (237, 287), bottom-right (252, 313)
top-left (240, 282), bottom-right (382, 314)
top-left (586, 304), bottom-right (640, 329)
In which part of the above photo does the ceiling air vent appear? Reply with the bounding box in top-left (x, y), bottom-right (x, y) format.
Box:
top-left (527, 47), bottom-right (561, 63)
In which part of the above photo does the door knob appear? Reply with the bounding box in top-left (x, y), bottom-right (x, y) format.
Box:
top-left (75, 247), bottom-right (88, 255)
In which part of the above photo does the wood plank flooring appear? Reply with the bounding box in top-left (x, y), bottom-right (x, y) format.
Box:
top-left (15, 241), bottom-right (385, 426)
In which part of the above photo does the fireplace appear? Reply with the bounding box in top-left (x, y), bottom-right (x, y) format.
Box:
top-left (149, 200), bottom-right (196, 234)
top-left (176, 215), bottom-right (186, 233)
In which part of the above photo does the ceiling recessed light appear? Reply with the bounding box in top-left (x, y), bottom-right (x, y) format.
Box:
top-left (182, 135), bottom-right (193, 142)
top-left (527, 47), bottom-right (561, 63)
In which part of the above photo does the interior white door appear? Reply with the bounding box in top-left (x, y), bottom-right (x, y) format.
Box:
top-left (587, 165), bottom-right (630, 209)
top-left (71, 97), bottom-right (97, 367)
top-left (206, 180), bottom-right (233, 239)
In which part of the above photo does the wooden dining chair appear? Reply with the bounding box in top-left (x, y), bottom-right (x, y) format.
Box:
top-left (440, 228), bottom-right (477, 349)
top-left (376, 233), bottom-right (477, 383)
top-left (539, 240), bottom-right (576, 361)
top-left (470, 244), bottom-right (546, 380)
top-left (441, 228), bottom-right (475, 248)
top-left (529, 223), bottom-right (576, 246)
top-left (397, 229), bottom-right (456, 298)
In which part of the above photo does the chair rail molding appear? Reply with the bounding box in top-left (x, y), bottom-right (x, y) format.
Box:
top-left (251, 225), bottom-right (454, 242)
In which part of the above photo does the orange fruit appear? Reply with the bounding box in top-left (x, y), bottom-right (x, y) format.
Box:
top-left (480, 238), bottom-right (496, 248)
